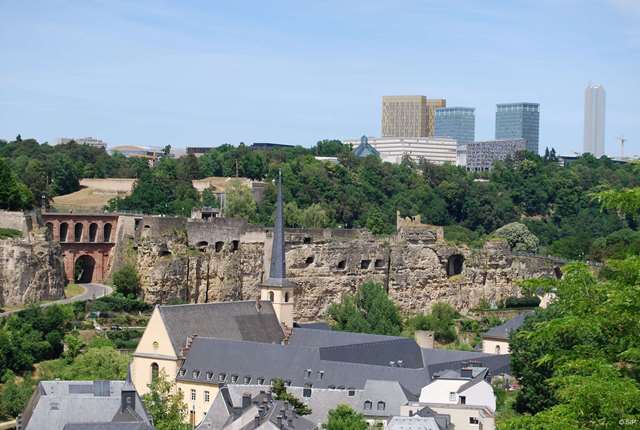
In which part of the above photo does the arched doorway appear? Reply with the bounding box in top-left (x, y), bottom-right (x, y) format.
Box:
top-left (74, 255), bottom-right (96, 283)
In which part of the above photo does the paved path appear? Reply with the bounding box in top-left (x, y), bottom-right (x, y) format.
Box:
top-left (0, 283), bottom-right (113, 318)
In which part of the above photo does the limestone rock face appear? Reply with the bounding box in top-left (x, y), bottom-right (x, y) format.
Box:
top-left (0, 238), bottom-right (65, 307)
top-left (133, 233), bottom-right (560, 321)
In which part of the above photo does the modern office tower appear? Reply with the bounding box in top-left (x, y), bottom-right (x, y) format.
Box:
top-left (434, 107), bottom-right (475, 144)
top-left (426, 98), bottom-right (446, 136)
top-left (583, 83), bottom-right (606, 157)
top-left (495, 103), bottom-right (540, 154)
top-left (461, 139), bottom-right (527, 172)
top-left (381, 96), bottom-right (429, 137)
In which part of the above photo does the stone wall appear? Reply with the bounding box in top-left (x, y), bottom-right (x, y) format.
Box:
top-left (0, 210), bottom-right (31, 235)
top-left (0, 237), bottom-right (65, 307)
top-left (132, 226), bottom-right (560, 321)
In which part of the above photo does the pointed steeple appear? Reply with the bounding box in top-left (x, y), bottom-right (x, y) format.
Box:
top-left (264, 170), bottom-right (295, 288)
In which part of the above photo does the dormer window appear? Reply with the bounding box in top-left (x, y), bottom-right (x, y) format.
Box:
top-left (206, 372), bottom-right (213, 380)
top-left (449, 392), bottom-right (456, 401)
top-left (364, 401), bottom-right (372, 410)
top-left (257, 377), bottom-right (265, 385)
top-left (218, 373), bottom-right (226, 382)
top-left (305, 369), bottom-right (312, 378)
top-left (318, 371), bottom-right (324, 380)
top-left (244, 376), bottom-right (252, 384)
top-left (179, 369), bottom-right (186, 377)
top-left (377, 401), bottom-right (386, 411)
top-left (285, 380), bottom-right (292, 386)
top-left (231, 375), bottom-right (238, 383)
top-left (192, 370), bottom-right (200, 379)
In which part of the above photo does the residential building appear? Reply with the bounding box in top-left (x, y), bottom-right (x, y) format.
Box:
top-left (461, 139), bottom-right (527, 172)
top-left (434, 107), bottom-right (475, 144)
top-left (482, 312), bottom-right (532, 355)
top-left (57, 136), bottom-right (107, 150)
top-left (426, 99), bottom-right (446, 137)
top-left (495, 103), bottom-right (540, 154)
top-left (382, 96), bottom-right (429, 137)
top-left (187, 147), bottom-right (215, 157)
top-left (344, 137), bottom-right (458, 165)
top-left (18, 379), bottom-right (154, 430)
top-left (583, 83), bottom-right (606, 157)
top-left (130, 173), bottom-right (509, 428)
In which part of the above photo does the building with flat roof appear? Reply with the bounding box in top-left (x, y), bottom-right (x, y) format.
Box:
top-left (495, 103), bottom-right (539, 154)
top-left (382, 96), bottom-right (429, 137)
top-left (583, 83), bottom-right (606, 158)
top-left (426, 99), bottom-right (446, 137)
top-left (460, 139), bottom-right (527, 172)
top-left (186, 147), bottom-right (215, 157)
top-left (344, 137), bottom-right (458, 165)
top-left (251, 142), bottom-right (295, 150)
top-left (57, 137), bottom-right (107, 150)
top-left (434, 107), bottom-right (475, 144)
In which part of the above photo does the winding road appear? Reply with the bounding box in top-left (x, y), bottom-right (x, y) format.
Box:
top-left (0, 283), bottom-right (113, 318)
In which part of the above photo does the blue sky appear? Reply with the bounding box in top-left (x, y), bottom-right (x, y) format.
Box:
top-left (1, 0), bottom-right (639, 156)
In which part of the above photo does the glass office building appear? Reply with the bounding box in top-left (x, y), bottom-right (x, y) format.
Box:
top-left (434, 107), bottom-right (475, 144)
top-left (495, 103), bottom-right (540, 154)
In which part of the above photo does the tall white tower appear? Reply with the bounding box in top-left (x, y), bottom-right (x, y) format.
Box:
top-left (583, 83), bottom-right (606, 157)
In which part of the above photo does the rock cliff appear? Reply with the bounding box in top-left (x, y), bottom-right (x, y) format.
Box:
top-left (132, 228), bottom-right (561, 321)
top-left (0, 237), bottom-right (66, 307)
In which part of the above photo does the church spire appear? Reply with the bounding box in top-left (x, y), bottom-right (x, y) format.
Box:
top-left (264, 170), bottom-right (294, 288)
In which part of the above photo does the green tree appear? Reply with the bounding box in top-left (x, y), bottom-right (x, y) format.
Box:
top-left (322, 404), bottom-right (368, 430)
top-left (201, 186), bottom-right (219, 208)
top-left (405, 302), bottom-right (459, 343)
top-left (142, 370), bottom-right (190, 430)
top-left (0, 371), bottom-right (35, 420)
top-left (0, 157), bottom-right (33, 209)
top-left (493, 222), bottom-right (540, 253)
top-left (63, 333), bottom-right (85, 361)
top-left (301, 204), bottom-right (330, 228)
top-left (272, 378), bottom-right (312, 415)
top-left (112, 264), bottom-right (140, 297)
top-left (327, 282), bottom-right (402, 336)
top-left (61, 347), bottom-right (129, 380)
top-left (225, 180), bottom-right (257, 220)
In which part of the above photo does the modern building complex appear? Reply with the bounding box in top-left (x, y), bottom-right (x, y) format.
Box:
top-left (56, 136), bottom-right (107, 150)
top-left (426, 99), bottom-right (447, 137)
top-left (110, 145), bottom-right (172, 166)
top-left (382, 96), bottom-right (429, 137)
top-left (583, 83), bottom-right (606, 158)
top-left (434, 107), bottom-right (475, 144)
top-left (495, 103), bottom-right (539, 154)
top-left (460, 139), bottom-right (527, 172)
top-left (344, 137), bottom-right (458, 165)
top-left (187, 147), bottom-right (215, 157)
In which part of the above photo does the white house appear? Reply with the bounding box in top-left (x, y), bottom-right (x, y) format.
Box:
top-left (418, 368), bottom-right (496, 413)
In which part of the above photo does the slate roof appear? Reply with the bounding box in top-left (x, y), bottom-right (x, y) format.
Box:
top-left (21, 380), bottom-right (153, 430)
top-left (483, 311), bottom-right (534, 340)
top-left (353, 137), bottom-right (380, 158)
top-left (288, 327), bottom-right (406, 348)
top-left (157, 301), bottom-right (285, 352)
top-left (387, 416), bottom-right (445, 430)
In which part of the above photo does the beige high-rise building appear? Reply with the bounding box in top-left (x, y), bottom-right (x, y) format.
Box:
top-left (426, 98), bottom-right (446, 136)
top-left (381, 96), bottom-right (428, 137)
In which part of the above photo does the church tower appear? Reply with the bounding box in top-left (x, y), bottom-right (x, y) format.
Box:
top-left (260, 170), bottom-right (295, 329)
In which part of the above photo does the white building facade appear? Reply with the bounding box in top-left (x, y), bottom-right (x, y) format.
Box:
top-left (583, 83), bottom-right (606, 158)
top-left (344, 137), bottom-right (459, 165)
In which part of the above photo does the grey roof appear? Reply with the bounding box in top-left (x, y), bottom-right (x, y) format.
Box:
top-left (288, 327), bottom-right (406, 348)
top-left (177, 335), bottom-right (510, 398)
top-left (263, 171), bottom-right (295, 289)
top-left (157, 301), bottom-right (285, 352)
top-left (388, 416), bottom-right (445, 430)
top-left (353, 136), bottom-right (380, 158)
top-left (483, 311), bottom-right (533, 340)
top-left (21, 380), bottom-right (153, 430)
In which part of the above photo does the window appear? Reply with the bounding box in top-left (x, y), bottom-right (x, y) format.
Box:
top-left (305, 256), bottom-right (314, 266)
top-left (231, 240), bottom-right (239, 252)
top-left (103, 223), bottom-right (112, 242)
top-left (191, 389), bottom-right (196, 401)
top-left (337, 260), bottom-right (346, 270)
top-left (348, 388), bottom-right (355, 397)
top-left (303, 237), bottom-right (312, 244)
top-left (460, 396), bottom-right (466, 405)
top-left (364, 401), bottom-right (372, 410)
top-left (303, 383), bottom-right (312, 398)
top-left (284, 292), bottom-right (290, 303)
top-left (318, 371), bottom-right (324, 380)
top-left (305, 369), bottom-right (312, 378)
top-left (449, 392), bottom-right (456, 401)
top-left (374, 259), bottom-right (385, 268)
top-left (151, 363), bottom-right (159, 382)
top-left (377, 401), bottom-right (386, 411)
top-left (218, 373), bottom-right (226, 382)
top-left (257, 377), bottom-right (265, 385)
top-left (285, 380), bottom-right (292, 386)
top-left (360, 259), bottom-right (371, 269)
top-left (244, 376), bottom-right (251, 384)
top-left (192, 370), bottom-right (200, 379)
top-left (469, 417), bottom-right (479, 425)
top-left (495, 345), bottom-right (501, 354)
top-left (328, 385), bottom-right (336, 390)
top-left (269, 291), bottom-right (275, 302)
top-left (231, 375), bottom-right (238, 383)
top-left (446, 254), bottom-right (464, 276)
top-left (215, 241), bottom-right (224, 252)
top-left (206, 372), bottom-right (213, 380)
top-left (152, 341), bottom-right (159, 350)
top-left (204, 391), bottom-right (210, 402)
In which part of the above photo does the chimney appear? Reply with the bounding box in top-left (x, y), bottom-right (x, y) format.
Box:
top-left (242, 393), bottom-right (252, 409)
top-left (415, 330), bottom-right (434, 349)
top-left (461, 368), bottom-right (473, 378)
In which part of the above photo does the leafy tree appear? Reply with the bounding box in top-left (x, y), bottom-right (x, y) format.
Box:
top-left (328, 282), bottom-right (402, 336)
top-left (63, 333), bottom-right (85, 361)
top-left (493, 222), bottom-right (540, 253)
top-left (0, 157), bottom-right (33, 209)
top-left (0, 371), bottom-right (35, 420)
top-left (142, 370), bottom-right (190, 430)
top-left (405, 302), bottom-right (459, 343)
top-left (112, 264), bottom-right (140, 297)
top-left (224, 179), bottom-right (257, 220)
top-left (201, 186), bottom-right (219, 208)
top-left (322, 404), bottom-right (368, 430)
top-left (272, 378), bottom-right (312, 415)
top-left (301, 204), bottom-right (330, 228)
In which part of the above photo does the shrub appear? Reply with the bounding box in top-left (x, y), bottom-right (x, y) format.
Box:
top-left (112, 264), bottom-right (140, 297)
top-left (493, 222), bottom-right (540, 253)
top-left (501, 296), bottom-right (541, 309)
